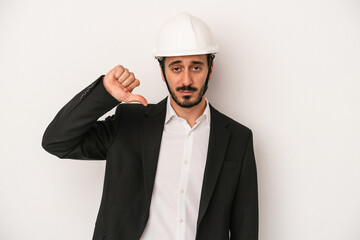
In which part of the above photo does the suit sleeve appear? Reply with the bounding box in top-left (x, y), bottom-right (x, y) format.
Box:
top-left (41, 75), bottom-right (121, 160)
top-left (230, 131), bottom-right (259, 240)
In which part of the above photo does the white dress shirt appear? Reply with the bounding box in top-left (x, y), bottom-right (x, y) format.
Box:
top-left (140, 96), bottom-right (211, 240)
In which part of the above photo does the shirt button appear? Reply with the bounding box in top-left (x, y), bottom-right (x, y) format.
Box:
top-left (184, 161), bottom-right (188, 165)
top-left (189, 132), bottom-right (192, 137)
top-left (180, 189), bottom-right (185, 194)
top-left (180, 219), bottom-right (184, 223)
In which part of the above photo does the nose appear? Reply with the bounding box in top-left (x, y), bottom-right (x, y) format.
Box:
top-left (182, 69), bottom-right (192, 86)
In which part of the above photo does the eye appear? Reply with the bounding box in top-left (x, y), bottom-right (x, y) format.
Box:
top-left (172, 67), bottom-right (181, 72)
top-left (192, 66), bottom-right (202, 71)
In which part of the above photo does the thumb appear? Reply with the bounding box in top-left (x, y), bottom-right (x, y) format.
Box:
top-left (127, 93), bottom-right (148, 106)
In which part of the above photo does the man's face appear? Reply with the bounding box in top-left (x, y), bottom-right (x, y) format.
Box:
top-left (163, 54), bottom-right (212, 108)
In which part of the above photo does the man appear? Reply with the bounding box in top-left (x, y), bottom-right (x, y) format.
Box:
top-left (42, 12), bottom-right (258, 240)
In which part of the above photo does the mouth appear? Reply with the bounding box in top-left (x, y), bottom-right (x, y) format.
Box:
top-left (179, 90), bottom-right (195, 96)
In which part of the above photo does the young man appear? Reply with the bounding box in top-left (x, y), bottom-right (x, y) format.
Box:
top-left (42, 12), bottom-right (258, 240)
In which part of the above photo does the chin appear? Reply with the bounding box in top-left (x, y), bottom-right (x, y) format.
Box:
top-left (173, 95), bottom-right (203, 108)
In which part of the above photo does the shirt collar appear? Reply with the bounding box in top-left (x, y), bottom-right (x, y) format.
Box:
top-left (164, 95), bottom-right (211, 126)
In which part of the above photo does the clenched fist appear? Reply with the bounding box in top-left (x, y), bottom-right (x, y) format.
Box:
top-left (103, 65), bottom-right (148, 106)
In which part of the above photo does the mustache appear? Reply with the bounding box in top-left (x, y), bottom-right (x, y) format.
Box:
top-left (176, 85), bottom-right (198, 91)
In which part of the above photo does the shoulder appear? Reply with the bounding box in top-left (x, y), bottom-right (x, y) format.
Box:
top-left (114, 97), bottom-right (167, 119)
top-left (210, 104), bottom-right (253, 138)
top-left (114, 103), bottom-right (155, 117)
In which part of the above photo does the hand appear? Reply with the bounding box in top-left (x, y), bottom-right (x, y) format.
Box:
top-left (103, 65), bottom-right (148, 106)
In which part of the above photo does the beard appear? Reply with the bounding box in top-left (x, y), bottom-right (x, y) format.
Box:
top-left (168, 83), bottom-right (206, 108)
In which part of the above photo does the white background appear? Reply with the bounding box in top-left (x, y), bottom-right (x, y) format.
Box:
top-left (1, 0), bottom-right (359, 239)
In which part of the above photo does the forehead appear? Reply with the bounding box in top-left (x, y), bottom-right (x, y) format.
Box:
top-left (164, 54), bottom-right (207, 65)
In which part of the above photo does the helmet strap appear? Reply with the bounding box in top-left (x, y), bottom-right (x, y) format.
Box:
top-left (203, 54), bottom-right (215, 96)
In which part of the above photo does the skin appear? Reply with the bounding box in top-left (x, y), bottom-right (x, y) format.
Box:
top-left (103, 54), bottom-right (213, 127)
top-left (162, 54), bottom-right (213, 127)
top-left (103, 66), bottom-right (148, 106)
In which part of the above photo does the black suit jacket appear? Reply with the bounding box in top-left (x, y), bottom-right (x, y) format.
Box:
top-left (42, 75), bottom-right (258, 240)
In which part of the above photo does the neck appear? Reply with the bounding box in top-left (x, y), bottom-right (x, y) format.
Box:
top-left (169, 96), bottom-right (207, 128)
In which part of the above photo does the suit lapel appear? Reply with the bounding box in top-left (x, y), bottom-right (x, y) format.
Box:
top-left (141, 97), bottom-right (167, 206)
top-left (196, 105), bottom-right (230, 230)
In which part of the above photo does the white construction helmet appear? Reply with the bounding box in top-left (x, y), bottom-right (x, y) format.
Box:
top-left (153, 12), bottom-right (219, 58)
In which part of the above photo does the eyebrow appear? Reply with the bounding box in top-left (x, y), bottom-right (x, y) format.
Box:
top-left (168, 60), bottom-right (205, 68)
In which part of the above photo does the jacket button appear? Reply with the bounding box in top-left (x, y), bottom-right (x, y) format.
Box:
top-left (142, 214), bottom-right (147, 220)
